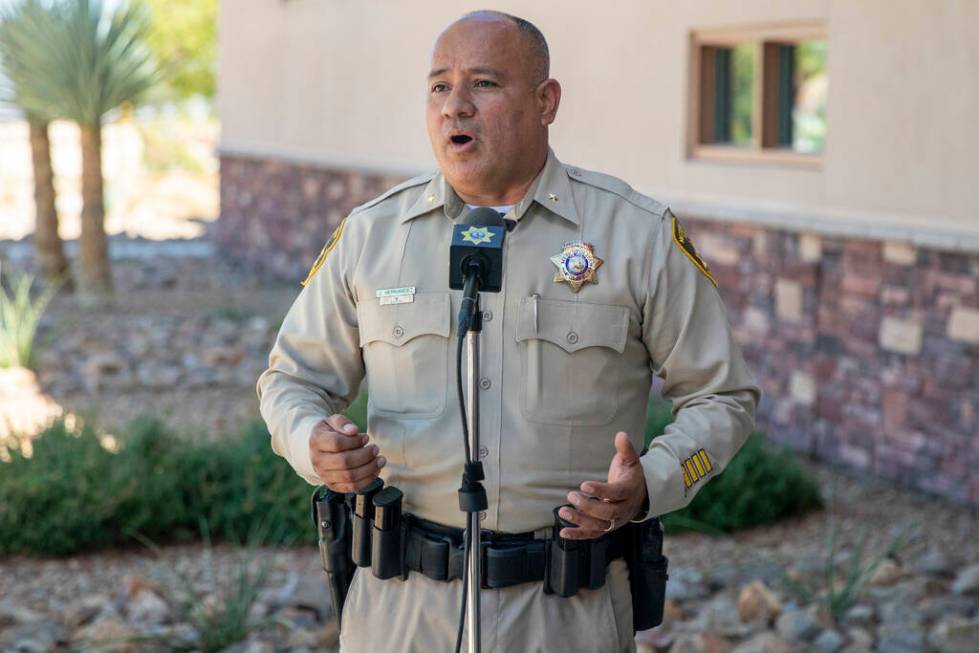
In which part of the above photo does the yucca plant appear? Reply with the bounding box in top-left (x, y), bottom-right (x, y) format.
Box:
top-left (1, 0), bottom-right (160, 295)
top-left (0, 272), bottom-right (58, 369)
top-left (0, 0), bottom-right (71, 287)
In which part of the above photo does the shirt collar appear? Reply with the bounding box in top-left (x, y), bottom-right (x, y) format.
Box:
top-left (399, 149), bottom-right (580, 225)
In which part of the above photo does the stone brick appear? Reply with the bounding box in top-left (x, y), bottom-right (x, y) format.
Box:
top-left (879, 317), bottom-right (923, 355)
top-left (798, 233), bottom-right (821, 262)
top-left (882, 241), bottom-right (917, 265)
top-left (947, 306), bottom-right (979, 344)
top-left (789, 371), bottom-right (817, 406)
top-left (775, 279), bottom-right (803, 323)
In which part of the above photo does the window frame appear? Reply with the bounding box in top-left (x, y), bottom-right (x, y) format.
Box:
top-left (687, 21), bottom-right (827, 168)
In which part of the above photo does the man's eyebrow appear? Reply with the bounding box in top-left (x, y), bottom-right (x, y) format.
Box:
top-left (427, 66), bottom-right (503, 79)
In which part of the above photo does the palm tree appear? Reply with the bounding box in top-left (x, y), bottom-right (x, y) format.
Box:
top-left (3, 0), bottom-right (158, 295)
top-left (0, 0), bottom-right (71, 288)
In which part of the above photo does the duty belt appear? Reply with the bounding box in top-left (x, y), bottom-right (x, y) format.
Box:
top-left (403, 514), bottom-right (631, 595)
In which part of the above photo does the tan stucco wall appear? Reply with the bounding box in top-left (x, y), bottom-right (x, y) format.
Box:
top-left (218, 0), bottom-right (979, 244)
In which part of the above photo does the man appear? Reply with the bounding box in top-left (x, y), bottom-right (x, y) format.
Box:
top-left (258, 10), bottom-right (758, 652)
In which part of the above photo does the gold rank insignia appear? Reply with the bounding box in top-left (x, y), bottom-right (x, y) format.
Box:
top-left (301, 218), bottom-right (346, 286)
top-left (672, 216), bottom-right (717, 287)
top-left (550, 240), bottom-right (603, 292)
top-left (461, 225), bottom-right (495, 245)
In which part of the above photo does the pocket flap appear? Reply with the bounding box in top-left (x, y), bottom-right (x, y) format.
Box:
top-left (515, 297), bottom-right (629, 354)
top-left (359, 292), bottom-right (451, 347)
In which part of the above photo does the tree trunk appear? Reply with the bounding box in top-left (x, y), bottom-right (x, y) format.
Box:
top-left (27, 117), bottom-right (71, 288)
top-left (78, 123), bottom-right (111, 295)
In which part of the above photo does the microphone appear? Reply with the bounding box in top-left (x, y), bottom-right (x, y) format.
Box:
top-left (449, 207), bottom-right (507, 332)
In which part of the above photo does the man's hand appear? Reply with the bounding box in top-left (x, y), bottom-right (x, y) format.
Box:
top-left (559, 431), bottom-right (647, 540)
top-left (309, 414), bottom-right (386, 492)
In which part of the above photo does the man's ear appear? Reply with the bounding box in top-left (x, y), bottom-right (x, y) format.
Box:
top-left (537, 78), bottom-right (562, 126)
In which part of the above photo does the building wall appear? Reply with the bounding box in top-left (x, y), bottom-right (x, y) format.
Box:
top-left (217, 1), bottom-right (979, 505)
top-left (219, 0), bottom-right (979, 240)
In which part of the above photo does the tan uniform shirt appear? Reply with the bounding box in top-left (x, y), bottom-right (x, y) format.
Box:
top-left (258, 150), bottom-right (759, 651)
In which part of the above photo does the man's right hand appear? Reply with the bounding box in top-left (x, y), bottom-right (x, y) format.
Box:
top-left (309, 414), bottom-right (386, 492)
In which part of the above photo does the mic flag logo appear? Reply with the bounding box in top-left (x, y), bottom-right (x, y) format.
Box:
top-left (461, 226), bottom-right (495, 245)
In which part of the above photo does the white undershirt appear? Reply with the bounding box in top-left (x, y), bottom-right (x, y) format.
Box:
top-left (465, 203), bottom-right (515, 218)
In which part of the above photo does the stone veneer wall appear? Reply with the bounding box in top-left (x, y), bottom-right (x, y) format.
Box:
top-left (218, 154), bottom-right (979, 505)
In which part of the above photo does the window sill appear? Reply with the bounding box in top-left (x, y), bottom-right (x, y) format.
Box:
top-left (689, 145), bottom-right (823, 169)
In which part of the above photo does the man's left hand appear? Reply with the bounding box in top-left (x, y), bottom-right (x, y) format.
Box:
top-left (559, 431), bottom-right (647, 540)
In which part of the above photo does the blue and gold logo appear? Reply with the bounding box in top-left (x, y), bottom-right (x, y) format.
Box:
top-left (461, 226), bottom-right (495, 245)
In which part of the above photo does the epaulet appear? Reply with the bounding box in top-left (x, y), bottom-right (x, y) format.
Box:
top-left (349, 172), bottom-right (437, 215)
top-left (568, 167), bottom-right (669, 219)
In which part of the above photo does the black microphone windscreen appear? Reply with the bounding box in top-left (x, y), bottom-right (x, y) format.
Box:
top-left (460, 207), bottom-right (506, 228)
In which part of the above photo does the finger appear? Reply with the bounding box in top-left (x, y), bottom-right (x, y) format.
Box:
top-left (326, 413), bottom-right (360, 437)
top-left (310, 429), bottom-right (369, 453)
top-left (321, 455), bottom-right (386, 490)
top-left (579, 480), bottom-right (631, 502)
top-left (566, 491), bottom-right (617, 521)
top-left (558, 506), bottom-right (611, 535)
top-left (559, 526), bottom-right (605, 540)
top-left (614, 431), bottom-right (640, 466)
top-left (316, 444), bottom-right (379, 472)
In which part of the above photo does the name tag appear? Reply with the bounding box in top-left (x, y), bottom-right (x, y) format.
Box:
top-left (376, 286), bottom-right (415, 305)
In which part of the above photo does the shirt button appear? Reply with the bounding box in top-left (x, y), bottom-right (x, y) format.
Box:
top-left (479, 377), bottom-right (492, 390)
top-left (478, 445), bottom-right (489, 459)
top-left (393, 325), bottom-right (404, 338)
top-left (482, 310), bottom-right (493, 322)
top-left (567, 331), bottom-right (579, 345)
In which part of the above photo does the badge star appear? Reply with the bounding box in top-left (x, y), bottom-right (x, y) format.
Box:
top-left (550, 241), bottom-right (603, 292)
top-left (461, 226), bottom-right (494, 245)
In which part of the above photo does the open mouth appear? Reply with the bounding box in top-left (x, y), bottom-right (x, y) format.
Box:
top-left (450, 134), bottom-right (473, 145)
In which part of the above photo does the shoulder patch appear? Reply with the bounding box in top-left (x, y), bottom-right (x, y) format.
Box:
top-left (672, 216), bottom-right (717, 287)
top-left (568, 167), bottom-right (668, 218)
top-left (302, 218), bottom-right (346, 286)
top-left (349, 172), bottom-right (436, 215)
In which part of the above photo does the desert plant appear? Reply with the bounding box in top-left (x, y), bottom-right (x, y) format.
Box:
top-left (782, 523), bottom-right (913, 625)
top-left (0, 273), bottom-right (58, 368)
top-left (0, 1), bottom-right (71, 286)
top-left (3, 0), bottom-right (160, 295)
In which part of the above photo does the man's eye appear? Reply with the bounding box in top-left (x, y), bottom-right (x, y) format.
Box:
top-left (474, 80), bottom-right (497, 88)
top-left (431, 83), bottom-right (448, 93)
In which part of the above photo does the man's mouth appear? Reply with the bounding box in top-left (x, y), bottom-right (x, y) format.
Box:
top-left (447, 131), bottom-right (476, 149)
top-left (450, 135), bottom-right (473, 145)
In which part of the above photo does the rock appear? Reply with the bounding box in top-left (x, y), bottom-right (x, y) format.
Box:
top-left (0, 619), bottom-right (65, 653)
top-left (217, 637), bottom-right (276, 653)
top-left (951, 563), bottom-right (979, 596)
top-left (730, 632), bottom-right (794, 653)
top-left (919, 594), bottom-right (977, 623)
top-left (813, 629), bottom-right (844, 652)
top-left (872, 579), bottom-right (927, 626)
top-left (82, 352), bottom-right (132, 392)
top-left (127, 589), bottom-right (170, 626)
top-left (913, 547), bottom-right (952, 577)
top-left (666, 567), bottom-right (710, 602)
top-left (877, 623), bottom-right (925, 653)
top-left (737, 580), bottom-right (782, 623)
top-left (695, 596), bottom-right (753, 638)
top-left (201, 345), bottom-right (245, 368)
top-left (842, 604), bottom-right (874, 628)
top-left (636, 628), bottom-right (673, 653)
top-left (136, 363), bottom-right (182, 389)
top-left (290, 571), bottom-right (333, 621)
top-left (845, 626), bottom-right (874, 649)
top-left (775, 606), bottom-right (822, 642)
top-left (928, 617), bottom-right (979, 653)
top-left (869, 559), bottom-right (903, 586)
top-left (73, 613), bottom-right (140, 652)
top-left (0, 599), bottom-right (46, 626)
top-left (671, 633), bottom-right (732, 653)
top-left (60, 594), bottom-right (112, 629)
top-left (661, 599), bottom-right (684, 628)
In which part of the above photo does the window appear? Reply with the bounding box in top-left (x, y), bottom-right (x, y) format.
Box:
top-left (689, 22), bottom-right (827, 165)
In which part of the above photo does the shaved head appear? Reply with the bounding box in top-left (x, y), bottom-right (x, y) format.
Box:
top-left (453, 10), bottom-right (550, 83)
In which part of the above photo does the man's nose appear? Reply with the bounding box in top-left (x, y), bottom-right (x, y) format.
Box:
top-left (442, 86), bottom-right (475, 119)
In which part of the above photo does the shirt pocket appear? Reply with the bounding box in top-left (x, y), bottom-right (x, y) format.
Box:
top-left (515, 297), bottom-right (630, 426)
top-left (358, 292), bottom-right (451, 418)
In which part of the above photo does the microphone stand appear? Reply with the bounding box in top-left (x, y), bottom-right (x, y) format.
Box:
top-left (465, 296), bottom-right (482, 653)
top-left (457, 265), bottom-right (487, 653)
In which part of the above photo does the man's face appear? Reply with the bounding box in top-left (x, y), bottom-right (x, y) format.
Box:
top-left (426, 19), bottom-right (556, 201)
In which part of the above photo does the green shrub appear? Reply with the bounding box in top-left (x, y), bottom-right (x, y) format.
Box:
top-left (643, 398), bottom-right (823, 533)
top-left (0, 273), bottom-right (58, 369)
